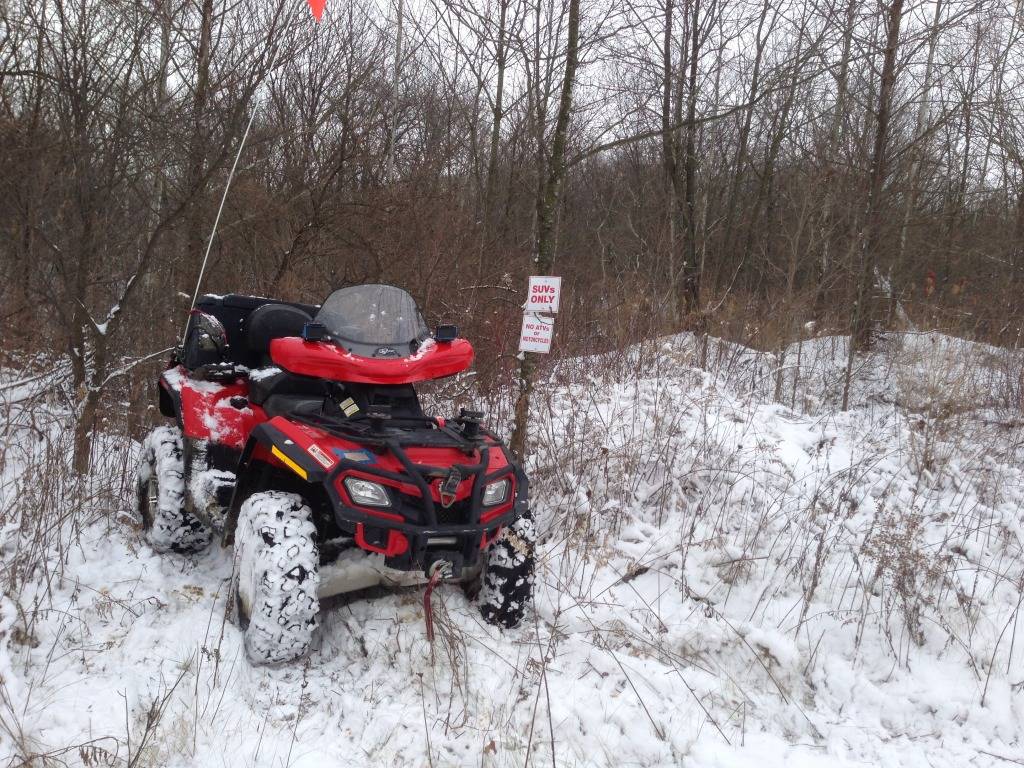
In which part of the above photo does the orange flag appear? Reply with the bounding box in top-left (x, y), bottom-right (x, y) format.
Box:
top-left (307, 0), bottom-right (326, 21)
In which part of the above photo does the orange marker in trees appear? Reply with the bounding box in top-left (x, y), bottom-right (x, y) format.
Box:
top-left (307, 0), bottom-right (326, 21)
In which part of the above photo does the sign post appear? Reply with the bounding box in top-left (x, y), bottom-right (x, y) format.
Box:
top-left (519, 276), bottom-right (561, 354)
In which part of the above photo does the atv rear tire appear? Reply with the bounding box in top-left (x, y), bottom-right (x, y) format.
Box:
top-left (136, 426), bottom-right (211, 554)
top-left (231, 491), bottom-right (320, 665)
top-left (477, 513), bottom-right (536, 629)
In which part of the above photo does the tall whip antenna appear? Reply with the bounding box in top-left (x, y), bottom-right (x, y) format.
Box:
top-left (181, 0), bottom-right (307, 346)
top-left (185, 108), bottom-right (257, 324)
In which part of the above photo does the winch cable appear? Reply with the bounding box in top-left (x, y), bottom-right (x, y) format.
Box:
top-left (422, 563), bottom-right (447, 643)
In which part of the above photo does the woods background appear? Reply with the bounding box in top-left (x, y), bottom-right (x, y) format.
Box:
top-left (1, 0), bottom-right (1023, 464)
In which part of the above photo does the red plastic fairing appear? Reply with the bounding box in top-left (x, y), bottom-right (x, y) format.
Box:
top-left (268, 337), bottom-right (474, 385)
top-left (256, 416), bottom-right (516, 557)
top-left (266, 416), bottom-right (516, 508)
top-left (355, 525), bottom-right (409, 557)
top-left (161, 366), bottom-right (266, 450)
top-left (264, 408), bottom-right (515, 508)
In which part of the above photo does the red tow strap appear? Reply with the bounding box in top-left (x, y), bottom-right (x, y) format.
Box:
top-left (423, 568), bottom-right (443, 643)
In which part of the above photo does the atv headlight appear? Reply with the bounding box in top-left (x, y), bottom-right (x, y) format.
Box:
top-left (482, 478), bottom-right (509, 506)
top-left (344, 477), bottom-right (392, 508)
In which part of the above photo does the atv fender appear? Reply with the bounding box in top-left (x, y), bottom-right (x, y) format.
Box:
top-left (158, 382), bottom-right (177, 420)
top-left (159, 366), bottom-right (266, 448)
top-left (222, 422), bottom-right (327, 546)
top-left (159, 375), bottom-right (184, 428)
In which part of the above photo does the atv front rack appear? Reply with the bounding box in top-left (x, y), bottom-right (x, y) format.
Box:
top-left (292, 410), bottom-right (486, 454)
top-left (287, 411), bottom-right (528, 572)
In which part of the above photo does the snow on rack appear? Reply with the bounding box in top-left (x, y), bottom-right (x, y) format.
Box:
top-left (1, 332), bottom-right (1022, 767)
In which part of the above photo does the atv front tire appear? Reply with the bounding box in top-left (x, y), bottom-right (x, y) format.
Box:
top-left (136, 426), bottom-right (211, 553)
top-left (231, 491), bottom-right (320, 665)
top-left (478, 513), bottom-right (536, 629)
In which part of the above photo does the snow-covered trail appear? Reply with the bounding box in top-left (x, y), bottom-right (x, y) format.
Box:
top-left (2, 332), bottom-right (1023, 767)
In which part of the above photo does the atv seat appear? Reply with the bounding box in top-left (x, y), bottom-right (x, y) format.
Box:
top-left (344, 383), bottom-right (424, 417)
top-left (260, 394), bottom-right (340, 420)
top-left (249, 368), bottom-right (328, 408)
top-left (190, 294), bottom-right (319, 369)
top-left (246, 303), bottom-right (313, 366)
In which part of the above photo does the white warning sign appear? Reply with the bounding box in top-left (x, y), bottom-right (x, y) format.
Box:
top-left (525, 276), bottom-right (562, 313)
top-left (519, 313), bottom-right (554, 354)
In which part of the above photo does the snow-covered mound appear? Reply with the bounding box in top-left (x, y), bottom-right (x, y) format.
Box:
top-left (1, 333), bottom-right (1023, 767)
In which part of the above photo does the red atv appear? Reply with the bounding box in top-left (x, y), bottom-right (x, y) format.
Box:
top-left (136, 285), bottom-right (535, 664)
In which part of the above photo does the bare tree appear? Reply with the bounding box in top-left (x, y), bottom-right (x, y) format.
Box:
top-left (511, 0), bottom-right (581, 458)
top-left (843, 0), bottom-right (905, 409)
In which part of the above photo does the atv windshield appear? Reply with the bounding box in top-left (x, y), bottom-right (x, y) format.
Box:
top-left (315, 285), bottom-right (429, 353)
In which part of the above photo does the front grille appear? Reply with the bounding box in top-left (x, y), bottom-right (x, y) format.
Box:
top-left (435, 505), bottom-right (466, 525)
top-left (396, 490), bottom-right (471, 526)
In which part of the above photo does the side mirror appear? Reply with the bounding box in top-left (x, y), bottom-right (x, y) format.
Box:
top-left (301, 322), bottom-right (329, 342)
top-left (435, 324), bottom-right (458, 343)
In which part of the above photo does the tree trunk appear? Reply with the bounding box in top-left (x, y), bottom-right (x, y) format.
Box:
top-left (680, 0), bottom-right (702, 317)
top-left (484, 0), bottom-right (510, 222)
top-left (945, 23), bottom-right (982, 246)
top-left (813, 0), bottom-right (857, 317)
top-left (892, 0), bottom-right (942, 322)
top-left (843, 0), bottom-right (904, 408)
top-left (385, 0), bottom-right (405, 182)
top-left (721, 0), bottom-right (773, 266)
top-left (73, 334), bottom-right (108, 476)
top-left (661, 0), bottom-right (681, 320)
top-left (750, 18), bottom-right (806, 279)
top-left (185, 0), bottom-right (215, 272)
top-left (510, 0), bottom-right (581, 459)
top-left (1012, 181), bottom-right (1024, 273)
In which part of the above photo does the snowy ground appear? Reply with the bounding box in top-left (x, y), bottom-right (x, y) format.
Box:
top-left (1, 331), bottom-right (1023, 767)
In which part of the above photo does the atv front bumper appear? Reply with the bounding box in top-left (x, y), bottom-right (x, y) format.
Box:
top-left (323, 445), bottom-right (528, 573)
top-left (317, 548), bottom-right (481, 599)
